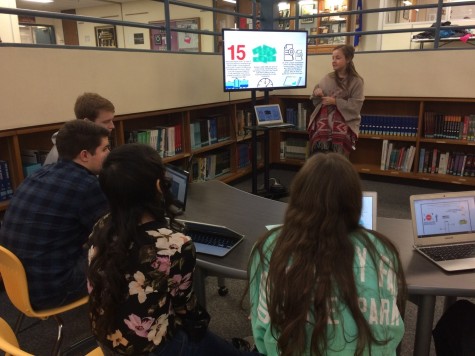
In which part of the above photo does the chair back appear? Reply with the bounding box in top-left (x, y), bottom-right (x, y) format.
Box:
top-left (0, 245), bottom-right (37, 317)
top-left (0, 317), bottom-right (33, 356)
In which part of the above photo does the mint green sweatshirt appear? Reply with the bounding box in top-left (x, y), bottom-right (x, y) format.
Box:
top-left (249, 230), bottom-right (404, 356)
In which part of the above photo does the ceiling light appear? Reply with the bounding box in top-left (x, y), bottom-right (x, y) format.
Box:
top-left (278, 2), bottom-right (290, 11)
top-left (403, 1), bottom-right (412, 5)
top-left (223, 0), bottom-right (236, 3)
top-left (23, 0), bottom-right (54, 3)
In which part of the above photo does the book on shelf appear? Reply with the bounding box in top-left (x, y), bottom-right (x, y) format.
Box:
top-left (360, 115), bottom-right (418, 136)
top-left (284, 137), bottom-right (309, 160)
top-left (424, 112), bottom-right (475, 140)
top-left (0, 160), bottom-right (14, 202)
top-left (21, 148), bottom-right (50, 165)
top-left (297, 103), bottom-right (307, 130)
top-left (415, 150), bottom-right (474, 177)
top-left (191, 150), bottom-right (231, 182)
top-left (126, 125), bottom-right (181, 157)
top-left (236, 110), bottom-right (246, 136)
top-left (418, 148), bottom-right (425, 173)
top-left (381, 142), bottom-right (415, 172)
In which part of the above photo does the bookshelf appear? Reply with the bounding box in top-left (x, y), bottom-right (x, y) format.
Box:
top-left (0, 99), bottom-right (264, 213)
top-left (2, 95), bottom-right (475, 214)
top-left (270, 96), bottom-right (475, 186)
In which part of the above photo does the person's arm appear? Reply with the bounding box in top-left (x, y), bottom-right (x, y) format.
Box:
top-left (78, 180), bottom-right (109, 238)
top-left (168, 238), bottom-right (198, 316)
top-left (335, 77), bottom-right (365, 122)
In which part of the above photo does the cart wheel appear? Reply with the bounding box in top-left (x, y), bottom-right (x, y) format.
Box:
top-left (218, 286), bottom-right (229, 296)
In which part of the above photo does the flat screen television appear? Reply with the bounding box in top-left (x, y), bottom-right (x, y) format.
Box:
top-left (222, 29), bottom-right (308, 92)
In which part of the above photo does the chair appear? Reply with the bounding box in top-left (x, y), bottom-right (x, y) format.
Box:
top-left (85, 347), bottom-right (103, 356)
top-left (0, 245), bottom-right (88, 356)
top-left (0, 317), bottom-right (34, 356)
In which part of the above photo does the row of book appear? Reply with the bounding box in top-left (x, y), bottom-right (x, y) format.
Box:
top-left (418, 148), bottom-right (475, 177)
top-left (190, 150), bottom-right (231, 182)
top-left (360, 115), bottom-right (418, 137)
top-left (237, 142), bottom-right (262, 169)
top-left (127, 124), bottom-right (183, 157)
top-left (190, 115), bottom-right (231, 149)
top-left (285, 103), bottom-right (308, 130)
top-left (423, 113), bottom-right (475, 141)
top-left (21, 148), bottom-right (50, 177)
top-left (0, 161), bottom-right (13, 202)
top-left (236, 110), bottom-right (253, 136)
top-left (280, 137), bottom-right (310, 160)
top-left (380, 140), bottom-right (416, 172)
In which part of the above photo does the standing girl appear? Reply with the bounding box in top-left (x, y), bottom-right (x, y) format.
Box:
top-left (308, 44), bottom-right (364, 156)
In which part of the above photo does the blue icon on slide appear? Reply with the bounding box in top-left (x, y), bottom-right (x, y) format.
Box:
top-left (225, 79), bottom-right (249, 90)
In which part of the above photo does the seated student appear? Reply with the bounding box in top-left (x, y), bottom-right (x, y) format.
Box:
top-left (248, 153), bottom-right (407, 356)
top-left (0, 120), bottom-right (110, 309)
top-left (43, 92), bottom-right (115, 165)
top-left (432, 299), bottom-right (475, 356)
top-left (87, 143), bottom-right (259, 356)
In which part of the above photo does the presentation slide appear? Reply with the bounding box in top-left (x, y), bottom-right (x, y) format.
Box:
top-left (223, 30), bottom-right (307, 91)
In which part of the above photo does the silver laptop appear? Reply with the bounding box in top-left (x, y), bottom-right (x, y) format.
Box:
top-left (361, 191), bottom-right (378, 230)
top-left (179, 220), bottom-right (244, 257)
top-left (254, 104), bottom-right (293, 128)
top-left (410, 191), bottom-right (475, 272)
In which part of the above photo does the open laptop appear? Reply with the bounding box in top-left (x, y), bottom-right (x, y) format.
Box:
top-left (179, 220), bottom-right (244, 257)
top-left (361, 191), bottom-right (378, 230)
top-left (165, 164), bottom-right (189, 215)
top-left (410, 191), bottom-right (475, 272)
top-left (254, 104), bottom-right (294, 128)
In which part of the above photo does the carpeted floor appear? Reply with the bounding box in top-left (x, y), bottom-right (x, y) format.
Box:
top-left (0, 169), bottom-right (473, 355)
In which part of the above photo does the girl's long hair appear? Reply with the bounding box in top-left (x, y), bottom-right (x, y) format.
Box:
top-left (249, 153), bottom-right (406, 356)
top-left (332, 44), bottom-right (363, 89)
top-left (87, 143), bottom-right (178, 340)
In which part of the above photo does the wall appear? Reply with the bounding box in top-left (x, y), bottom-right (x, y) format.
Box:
top-left (0, 46), bottom-right (474, 131)
top-left (76, 0), bottom-right (215, 51)
top-left (0, 0), bottom-right (20, 43)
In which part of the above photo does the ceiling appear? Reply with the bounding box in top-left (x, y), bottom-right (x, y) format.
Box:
top-left (15, 0), bottom-right (136, 13)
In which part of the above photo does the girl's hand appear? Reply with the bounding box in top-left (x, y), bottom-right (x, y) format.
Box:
top-left (322, 96), bottom-right (336, 106)
top-left (313, 88), bottom-right (324, 97)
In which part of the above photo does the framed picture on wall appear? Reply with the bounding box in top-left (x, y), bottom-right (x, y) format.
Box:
top-left (150, 18), bottom-right (200, 52)
top-left (95, 25), bottom-right (117, 48)
top-left (300, 4), bottom-right (315, 24)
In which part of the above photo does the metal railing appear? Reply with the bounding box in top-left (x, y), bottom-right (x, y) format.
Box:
top-left (1, 0), bottom-right (474, 53)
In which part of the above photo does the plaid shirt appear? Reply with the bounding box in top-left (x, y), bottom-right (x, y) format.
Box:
top-left (0, 160), bottom-right (108, 307)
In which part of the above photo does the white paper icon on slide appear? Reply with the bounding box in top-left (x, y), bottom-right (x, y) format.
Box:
top-left (284, 44), bottom-right (294, 61)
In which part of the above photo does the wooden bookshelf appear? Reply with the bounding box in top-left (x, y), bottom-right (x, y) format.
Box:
top-left (2, 95), bottom-right (475, 214)
top-left (271, 96), bottom-right (475, 187)
top-left (0, 99), bottom-right (264, 213)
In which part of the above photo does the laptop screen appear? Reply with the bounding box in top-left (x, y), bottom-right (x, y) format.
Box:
top-left (361, 192), bottom-right (377, 230)
top-left (254, 104), bottom-right (284, 126)
top-left (165, 164), bottom-right (189, 210)
top-left (410, 191), bottom-right (475, 246)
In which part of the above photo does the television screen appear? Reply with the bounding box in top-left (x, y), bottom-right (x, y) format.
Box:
top-left (222, 29), bottom-right (308, 92)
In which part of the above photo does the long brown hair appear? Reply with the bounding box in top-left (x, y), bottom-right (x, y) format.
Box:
top-left (249, 153), bottom-right (406, 356)
top-left (332, 44), bottom-right (362, 89)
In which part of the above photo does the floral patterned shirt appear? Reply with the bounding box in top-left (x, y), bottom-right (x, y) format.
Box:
top-left (88, 217), bottom-right (197, 355)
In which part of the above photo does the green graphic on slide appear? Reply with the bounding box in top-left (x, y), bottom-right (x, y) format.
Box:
top-left (252, 45), bottom-right (277, 63)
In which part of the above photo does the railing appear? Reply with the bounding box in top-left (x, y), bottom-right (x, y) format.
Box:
top-left (1, 0), bottom-right (474, 53)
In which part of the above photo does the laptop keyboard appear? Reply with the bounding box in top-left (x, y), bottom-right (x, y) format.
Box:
top-left (187, 231), bottom-right (236, 249)
top-left (420, 243), bottom-right (475, 261)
